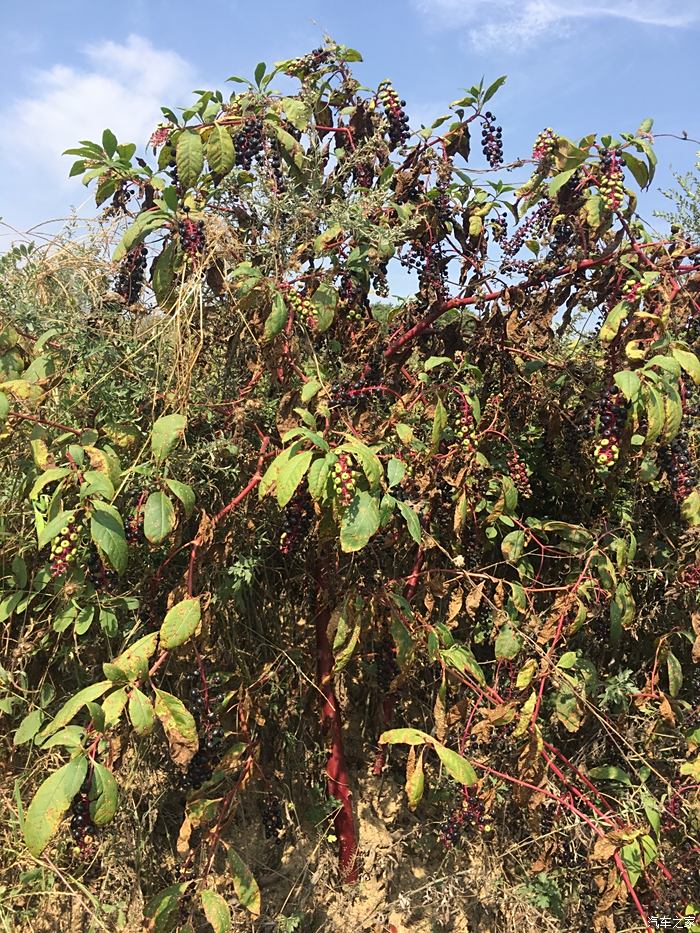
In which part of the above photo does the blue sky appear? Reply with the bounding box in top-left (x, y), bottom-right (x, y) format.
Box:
top-left (1, 0), bottom-right (699, 246)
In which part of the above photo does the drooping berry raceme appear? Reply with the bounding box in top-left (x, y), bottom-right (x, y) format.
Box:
top-left (480, 111), bottom-right (503, 168)
top-left (261, 794), bottom-right (285, 843)
top-left (125, 493), bottom-right (146, 544)
top-left (532, 127), bottom-right (558, 163)
top-left (439, 793), bottom-right (490, 849)
top-left (86, 544), bottom-right (119, 591)
top-left (279, 492), bottom-right (314, 554)
top-left (70, 777), bottom-right (96, 859)
top-left (455, 393), bottom-right (477, 455)
top-left (507, 450), bottom-right (532, 498)
top-left (658, 433), bottom-right (698, 503)
top-left (598, 148), bottom-right (625, 212)
top-left (233, 115), bottom-right (264, 170)
top-left (592, 386), bottom-right (628, 469)
top-left (284, 47), bottom-right (332, 79)
top-left (178, 670), bottom-right (226, 790)
top-left (115, 244), bottom-right (148, 305)
top-left (339, 274), bottom-right (370, 322)
top-left (287, 288), bottom-right (317, 327)
top-left (178, 218), bottom-right (206, 258)
top-left (333, 453), bottom-right (358, 507)
top-left (377, 80), bottom-right (410, 148)
top-left (49, 521), bottom-right (82, 577)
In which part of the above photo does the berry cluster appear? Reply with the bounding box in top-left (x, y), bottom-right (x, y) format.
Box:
top-left (333, 453), bottom-right (358, 507)
top-left (532, 127), bottom-right (558, 163)
top-left (233, 117), bottom-right (264, 170)
top-left (372, 260), bottom-right (390, 298)
top-left (455, 395), bottom-right (477, 454)
top-left (50, 521), bottom-right (82, 577)
top-left (658, 434), bottom-right (697, 502)
top-left (592, 386), bottom-right (627, 469)
top-left (507, 450), bottom-right (531, 497)
top-left (149, 124), bottom-right (171, 151)
top-left (501, 201), bottom-right (552, 262)
top-left (115, 244), bottom-right (148, 305)
top-left (330, 372), bottom-right (383, 408)
top-left (266, 143), bottom-right (286, 192)
top-left (287, 289), bottom-right (317, 327)
top-left (285, 47), bottom-right (331, 78)
top-left (439, 794), bottom-right (490, 849)
top-left (339, 274), bottom-right (370, 322)
top-left (279, 492), bottom-right (314, 554)
top-left (377, 81), bottom-right (410, 148)
top-left (481, 112), bottom-right (503, 168)
top-left (178, 218), bottom-right (205, 257)
top-left (375, 631), bottom-right (400, 690)
top-left (353, 161), bottom-right (375, 189)
top-left (401, 241), bottom-right (447, 299)
top-left (69, 777), bottom-right (96, 859)
top-left (261, 794), bottom-right (285, 843)
top-left (599, 148), bottom-right (625, 212)
top-left (87, 544), bottom-right (119, 591)
top-left (179, 671), bottom-right (226, 790)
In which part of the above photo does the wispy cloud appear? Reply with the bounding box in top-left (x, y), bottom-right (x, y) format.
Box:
top-left (0, 35), bottom-right (196, 226)
top-left (414, 0), bottom-right (700, 49)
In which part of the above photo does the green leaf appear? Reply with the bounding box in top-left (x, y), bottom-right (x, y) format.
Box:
top-left (276, 450), bottom-right (314, 507)
top-left (441, 644), bottom-right (485, 683)
top-left (91, 503), bottom-right (128, 575)
top-left (113, 210), bottom-right (168, 262)
top-left (282, 97), bottom-right (311, 131)
top-left (154, 689), bottom-right (199, 765)
top-left (37, 510), bottom-right (76, 551)
top-left (495, 624), bottom-right (521, 660)
top-left (128, 687), bottom-right (156, 736)
top-left (482, 75), bottom-right (507, 103)
top-left (396, 500), bottom-right (422, 544)
top-left (152, 241), bottom-right (179, 308)
top-left (37, 681), bottom-right (113, 741)
top-left (81, 469), bottom-right (115, 500)
top-left (599, 301), bottom-right (629, 343)
top-left (548, 167), bottom-right (577, 196)
top-left (102, 128), bottom-right (118, 157)
top-left (143, 491), bottom-right (177, 544)
top-left (151, 413), bottom-right (187, 462)
top-left (667, 650), bottom-right (683, 698)
top-left (29, 467), bottom-right (70, 501)
top-left (103, 632), bottom-right (159, 682)
top-left (176, 130), bottom-right (204, 190)
top-left (643, 385), bottom-right (666, 445)
top-left (14, 709), bottom-right (44, 746)
top-left (379, 727), bottom-right (430, 746)
top-left (431, 397), bottom-right (448, 451)
top-left (38, 726), bottom-right (85, 749)
top-left (387, 458), bottom-right (406, 488)
top-left (311, 283), bottom-right (338, 333)
top-left (613, 370), bottom-right (641, 401)
top-left (621, 151), bottom-right (648, 188)
top-left (342, 440), bottom-right (383, 490)
top-left (227, 848), bottom-right (261, 917)
top-left (433, 742), bottom-right (477, 786)
top-left (405, 747), bottom-right (425, 811)
top-left (301, 380), bottom-right (320, 403)
top-left (340, 491), bottom-right (381, 552)
top-left (671, 346), bottom-right (700, 384)
top-left (501, 530), bottom-right (525, 562)
top-left (264, 292), bottom-right (288, 340)
top-left (0, 390), bottom-right (8, 422)
top-left (143, 884), bottom-right (191, 933)
top-left (159, 597), bottom-right (201, 649)
top-left (23, 757), bottom-right (88, 855)
top-left (587, 765), bottom-right (632, 785)
top-left (201, 890), bottom-right (231, 932)
top-left (165, 479), bottom-right (195, 517)
top-left (254, 61), bottom-right (266, 86)
top-left (89, 762), bottom-right (118, 826)
top-left (307, 456), bottom-right (331, 500)
top-left (206, 124), bottom-right (235, 176)
top-left (681, 488), bottom-right (700, 526)
top-left (101, 687), bottom-right (128, 727)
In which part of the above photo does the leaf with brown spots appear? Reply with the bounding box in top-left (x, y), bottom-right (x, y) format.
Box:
top-left (154, 688), bottom-right (199, 767)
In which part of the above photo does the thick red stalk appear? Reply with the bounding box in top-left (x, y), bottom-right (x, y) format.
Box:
top-left (314, 567), bottom-right (359, 882)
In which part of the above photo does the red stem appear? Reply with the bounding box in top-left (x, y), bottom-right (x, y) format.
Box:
top-left (314, 564), bottom-right (359, 882)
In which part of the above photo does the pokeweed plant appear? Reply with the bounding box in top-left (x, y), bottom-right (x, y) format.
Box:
top-left (1, 38), bottom-right (699, 931)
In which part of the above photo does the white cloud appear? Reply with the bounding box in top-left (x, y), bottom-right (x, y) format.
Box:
top-left (414, 0), bottom-right (700, 49)
top-left (0, 35), bottom-right (196, 229)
